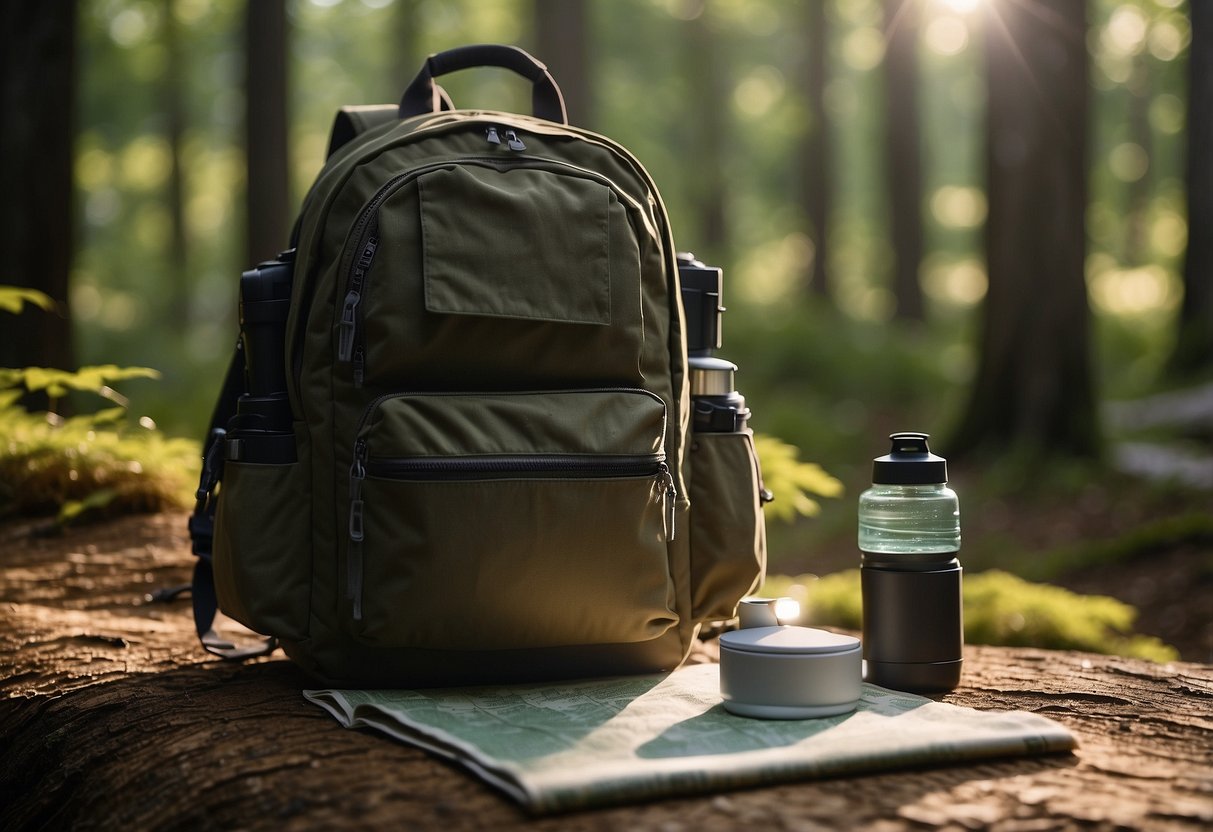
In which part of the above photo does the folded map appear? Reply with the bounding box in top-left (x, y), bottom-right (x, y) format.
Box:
top-left (305, 662), bottom-right (1076, 814)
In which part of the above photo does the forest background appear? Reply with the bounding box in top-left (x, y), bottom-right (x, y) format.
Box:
top-left (2, 0), bottom-right (1210, 662)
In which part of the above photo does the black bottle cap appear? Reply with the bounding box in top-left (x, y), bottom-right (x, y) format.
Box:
top-left (872, 432), bottom-right (948, 485)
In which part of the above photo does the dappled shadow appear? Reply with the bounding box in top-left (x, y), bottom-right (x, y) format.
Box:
top-left (636, 703), bottom-right (856, 757)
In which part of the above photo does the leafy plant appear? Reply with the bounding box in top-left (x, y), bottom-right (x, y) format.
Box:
top-left (0, 365), bottom-right (160, 417)
top-left (0, 286), bottom-right (56, 315)
top-left (761, 569), bottom-right (1178, 663)
top-left (1, 287), bottom-right (198, 524)
top-left (753, 433), bottom-right (844, 522)
top-left (0, 368), bottom-right (198, 523)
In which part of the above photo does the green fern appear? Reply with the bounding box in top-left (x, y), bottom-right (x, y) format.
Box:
top-left (753, 433), bottom-right (844, 522)
top-left (0, 393), bottom-right (198, 521)
top-left (0, 286), bottom-right (56, 315)
top-left (1, 286), bottom-right (197, 523)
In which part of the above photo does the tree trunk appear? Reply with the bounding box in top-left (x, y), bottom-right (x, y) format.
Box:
top-left (950, 0), bottom-right (1098, 459)
top-left (798, 0), bottom-right (831, 300)
top-left (883, 0), bottom-right (925, 321)
top-left (533, 0), bottom-right (591, 128)
top-left (391, 0), bottom-right (423, 104)
top-left (164, 0), bottom-right (190, 330)
top-left (1122, 56), bottom-right (1151, 267)
top-left (684, 5), bottom-right (728, 262)
top-left (245, 0), bottom-right (290, 266)
top-left (0, 0), bottom-right (76, 390)
top-left (1170, 1), bottom-right (1213, 377)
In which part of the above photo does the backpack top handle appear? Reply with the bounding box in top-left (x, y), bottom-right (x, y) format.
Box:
top-left (398, 43), bottom-right (568, 125)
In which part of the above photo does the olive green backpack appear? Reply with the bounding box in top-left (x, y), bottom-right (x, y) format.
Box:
top-left (188, 45), bottom-right (767, 686)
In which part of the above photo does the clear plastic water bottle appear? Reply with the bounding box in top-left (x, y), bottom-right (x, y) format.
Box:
top-left (858, 432), bottom-right (963, 692)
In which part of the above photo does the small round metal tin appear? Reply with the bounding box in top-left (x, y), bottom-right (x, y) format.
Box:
top-left (719, 626), bottom-right (862, 719)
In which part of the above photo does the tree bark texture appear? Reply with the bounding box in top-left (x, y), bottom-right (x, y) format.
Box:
top-left (883, 0), bottom-right (925, 321)
top-left (245, 0), bottom-right (290, 266)
top-left (951, 0), bottom-right (1098, 458)
top-left (533, 0), bottom-right (592, 129)
top-left (0, 0), bottom-right (77, 384)
top-left (2, 512), bottom-right (1211, 830)
top-left (1171, 1), bottom-right (1213, 377)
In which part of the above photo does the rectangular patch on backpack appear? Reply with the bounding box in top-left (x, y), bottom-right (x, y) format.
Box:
top-left (420, 165), bottom-right (612, 325)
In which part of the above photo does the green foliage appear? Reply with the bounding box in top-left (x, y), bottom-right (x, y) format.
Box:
top-left (0, 298), bottom-right (197, 523)
top-left (753, 433), bottom-right (844, 521)
top-left (761, 569), bottom-right (1179, 663)
top-left (70, 0), bottom-right (1194, 442)
top-left (0, 365), bottom-right (159, 402)
top-left (0, 286), bottom-right (56, 315)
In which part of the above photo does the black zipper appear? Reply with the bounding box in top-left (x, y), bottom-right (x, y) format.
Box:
top-left (287, 114), bottom-right (674, 411)
top-left (344, 389), bottom-right (677, 622)
top-left (346, 444), bottom-right (675, 621)
top-left (333, 155), bottom-right (649, 387)
top-left (365, 453), bottom-right (668, 481)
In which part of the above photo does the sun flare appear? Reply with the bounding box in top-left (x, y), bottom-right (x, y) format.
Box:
top-left (938, 0), bottom-right (984, 13)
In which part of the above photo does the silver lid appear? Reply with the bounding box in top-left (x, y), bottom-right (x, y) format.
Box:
top-left (720, 626), bottom-right (860, 656)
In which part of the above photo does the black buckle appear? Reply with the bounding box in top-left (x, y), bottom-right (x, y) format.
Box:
top-left (194, 427), bottom-right (227, 505)
top-left (187, 513), bottom-right (214, 559)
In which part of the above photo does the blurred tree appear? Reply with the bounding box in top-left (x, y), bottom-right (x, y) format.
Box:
top-left (951, 0), bottom-right (1098, 458)
top-left (883, 0), bottom-right (924, 321)
top-left (164, 0), bottom-right (189, 329)
top-left (533, 0), bottom-right (592, 128)
top-left (797, 0), bottom-right (831, 300)
top-left (684, 3), bottom-right (728, 258)
top-left (246, 0), bottom-right (290, 265)
top-left (391, 0), bottom-right (424, 99)
top-left (1121, 48), bottom-right (1151, 267)
top-left (0, 0), bottom-right (77, 393)
top-left (1170, 0), bottom-right (1212, 377)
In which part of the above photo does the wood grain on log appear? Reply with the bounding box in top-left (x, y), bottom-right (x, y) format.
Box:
top-left (2, 512), bottom-right (1211, 830)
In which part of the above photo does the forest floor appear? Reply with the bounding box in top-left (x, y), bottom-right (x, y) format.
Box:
top-left (3, 506), bottom-right (1209, 830)
top-left (978, 386), bottom-right (1213, 664)
top-left (773, 383), bottom-right (1213, 665)
top-left (777, 472), bottom-right (1213, 665)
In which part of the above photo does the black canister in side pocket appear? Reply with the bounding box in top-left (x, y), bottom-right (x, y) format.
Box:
top-left (688, 430), bottom-right (768, 623)
top-left (212, 456), bottom-right (310, 641)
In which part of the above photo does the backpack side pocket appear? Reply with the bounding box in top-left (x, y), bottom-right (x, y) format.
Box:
top-left (213, 458), bottom-right (310, 641)
top-left (688, 430), bottom-right (767, 623)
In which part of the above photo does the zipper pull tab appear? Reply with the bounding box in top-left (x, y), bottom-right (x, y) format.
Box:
top-left (658, 463), bottom-right (677, 541)
top-left (357, 237), bottom-right (378, 271)
top-left (337, 290), bottom-right (361, 361)
top-left (349, 459), bottom-right (365, 543)
top-left (352, 345), bottom-right (365, 388)
top-left (486, 126), bottom-right (501, 146)
top-left (348, 441), bottom-right (367, 620)
top-left (504, 129), bottom-right (526, 151)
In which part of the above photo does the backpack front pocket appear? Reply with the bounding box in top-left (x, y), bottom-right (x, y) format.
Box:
top-left (213, 458), bottom-right (310, 641)
top-left (335, 158), bottom-right (649, 390)
top-left (344, 389), bottom-right (678, 650)
top-left (688, 430), bottom-right (768, 623)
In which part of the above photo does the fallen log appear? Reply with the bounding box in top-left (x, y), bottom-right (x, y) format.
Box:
top-left (2, 512), bottom-right (1210, 829)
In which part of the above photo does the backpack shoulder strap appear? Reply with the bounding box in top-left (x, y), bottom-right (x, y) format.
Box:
top-left (322, 86), bottom-right (456, 161)
top-left (326, 105), bottom-right (398, 159)
top-left (325, 86), bottom-right (455, 159)
top-left (187, 340), bottom-right (278, 660)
